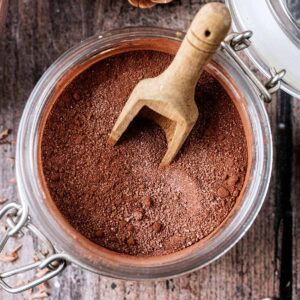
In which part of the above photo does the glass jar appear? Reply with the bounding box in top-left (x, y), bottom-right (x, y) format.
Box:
top-left (0, 27), bottom-right (273, 292)
top-left (17, 27), bottom-right (272, 277)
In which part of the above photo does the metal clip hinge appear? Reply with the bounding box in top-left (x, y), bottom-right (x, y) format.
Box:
top-left (221, 31), bottom-right (286, 103)
top-left (0, 203), bottom-right (67, 294)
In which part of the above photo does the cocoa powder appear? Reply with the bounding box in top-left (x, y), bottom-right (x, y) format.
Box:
top-left (41, 50), bottom-right (248, 256)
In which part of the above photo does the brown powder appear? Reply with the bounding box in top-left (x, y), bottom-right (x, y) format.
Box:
top-left (41, 50), bottom-right (248, 256)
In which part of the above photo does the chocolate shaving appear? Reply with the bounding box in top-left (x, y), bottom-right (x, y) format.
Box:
top-left (27, 287), bottom-right (33, 295)
top-left (0, 197), bottom-right (8, 204)
top-left (30, 290), bottom-right (49, 299)
top-left (33, 255), bottom-right (40, 262)
top-left (6, 156), bottom-right (15, 163)
top-left (26, 273), bottom-right (49, 298)
top-left (0, 140), bottom-right (12, 145)
top-left (8, 177), bottom-right (16, 184)
top-left (0, 245), bottom-right (22, 262)
top-left (0, 128), bottom-right (10, 140)
top-left (128, 0), bottom-right (173, 8)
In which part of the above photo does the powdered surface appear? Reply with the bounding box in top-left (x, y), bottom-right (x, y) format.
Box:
top-left (41, 51), bottom-right (248, 256)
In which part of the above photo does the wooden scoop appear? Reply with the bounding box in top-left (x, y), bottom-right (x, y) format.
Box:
top-left (108, 3), bottom-right (231, 167)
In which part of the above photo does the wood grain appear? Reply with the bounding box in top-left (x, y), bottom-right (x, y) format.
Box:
top-left (0, 0), bottom-right (297, 299)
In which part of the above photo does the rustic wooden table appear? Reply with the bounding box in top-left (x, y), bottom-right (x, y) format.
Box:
top-left (0, 1), bottom-right (299, 299)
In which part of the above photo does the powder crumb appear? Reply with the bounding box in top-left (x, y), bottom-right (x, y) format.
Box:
top-left (233, 190), bottom-right (240, 197)
top-left (152, 222), bottom-right (162, 233)
top-left (141, 195), bottom-right (152, 208)
top-left (127, 237), bottom-right (135, 246)
top-left (50, 173), bottom-right (60, 182)
top-left (217, 186), bottom-right (230, 198)
top-left (221, 173), bottom-right (228, 181)
top-left (72, 92), bottom-right (81, 101)
top-left (133, 210), bottom-right (143, 221)
top-left (227, 174), bottom-right (239, 186)
top-left (119, 220), bottom-right (127, 228)
top-left (95, 229), bottom-right (104, 238)
top-left (127, 224), bottom-right (134, 232)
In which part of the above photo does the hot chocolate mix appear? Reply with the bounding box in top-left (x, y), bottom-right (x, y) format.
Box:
top-left (41, 50), bottom-right (248, 256)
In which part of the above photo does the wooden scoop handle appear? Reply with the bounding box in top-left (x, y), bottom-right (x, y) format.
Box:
top-left (187, 3), bottom-right (231, 55)
top-left (164, 3), bottom-right (231, 88)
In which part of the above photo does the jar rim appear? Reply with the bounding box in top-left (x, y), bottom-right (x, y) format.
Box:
top-left (16, 27), bottom-right (273, 280)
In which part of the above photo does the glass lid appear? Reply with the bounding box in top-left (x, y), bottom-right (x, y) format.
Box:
top-left (226, 0), bottom-right (300, 98)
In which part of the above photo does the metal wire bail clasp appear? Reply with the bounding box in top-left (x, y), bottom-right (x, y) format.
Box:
top-left (0, 203), bottom-right (67, 294)
top-left (221, 31), bottom-right (286, 103)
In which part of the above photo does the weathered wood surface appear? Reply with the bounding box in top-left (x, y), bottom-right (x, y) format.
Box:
top-left (0, 0), bottom-right (298, 299)
top-left (292, 99), bottom-right (300, 300)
